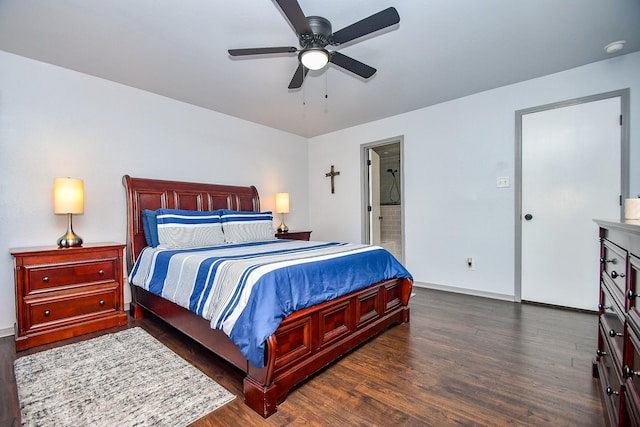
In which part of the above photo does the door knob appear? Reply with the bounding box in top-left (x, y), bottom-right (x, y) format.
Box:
top-left (524, 214), bottom-right (533, 221)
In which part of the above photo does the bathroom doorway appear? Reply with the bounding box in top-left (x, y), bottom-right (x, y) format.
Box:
top-left (362, 138), bottom-right (403, 263)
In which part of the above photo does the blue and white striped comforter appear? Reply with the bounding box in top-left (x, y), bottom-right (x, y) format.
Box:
top-left (129, 239), bottom-right (412, 367)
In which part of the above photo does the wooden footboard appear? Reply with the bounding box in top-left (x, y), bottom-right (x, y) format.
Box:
top-left (244, 277), bottom-right (411, 417)
top-left (132, 277), bottom-right (411, 417)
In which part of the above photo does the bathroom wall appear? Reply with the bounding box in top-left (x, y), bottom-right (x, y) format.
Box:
top-left (379, 156), bottom-right (401, 205)
top-left (379, 204), bottom-right (402, 261)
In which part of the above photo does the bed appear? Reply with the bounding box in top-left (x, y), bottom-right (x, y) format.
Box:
top-left (123, 175), bottom-right (413, 417)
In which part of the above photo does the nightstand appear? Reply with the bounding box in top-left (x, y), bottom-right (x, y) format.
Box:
top-left (275, 230), bottom-right (312, 241)
top-left (11, 242), bottom-right (128, 351)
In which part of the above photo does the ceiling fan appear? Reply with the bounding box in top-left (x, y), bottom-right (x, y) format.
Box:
top-left (228, 0), bottom-right (400, 89)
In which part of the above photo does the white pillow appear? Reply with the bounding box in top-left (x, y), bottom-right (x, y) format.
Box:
top-left (156, 209), bottom-right (225, 248)
top-left (220, 210), bottom-right (275, 243)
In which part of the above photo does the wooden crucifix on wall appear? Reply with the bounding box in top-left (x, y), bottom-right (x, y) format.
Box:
top-left (325, 165), bottom-right (340, 194)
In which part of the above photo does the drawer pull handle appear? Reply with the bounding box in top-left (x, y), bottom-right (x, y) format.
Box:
top-left (596, 349), bottom-right (607, 357)
top-left (609, 329), bottom-right (623, 338)
top-left (601, 258), bottom-right (617, 264)
top-left (624, 366), bottom-right (640, 378)
top-left (44, 310), bottom-right (50, 317)
top-left (628, 290), bottom-right (637, 300)
top-left (606, 386), bottom-right (619, 396)
top-left (42, 276), bottom-right (50, 283)
top-left (598, 303), bottom-right (611, 311)
top-left (611, 270), bottom-right (625, 279)
top-left (99, 300), bottom-right (105, 306)
top-left (98, 270), bottom-right (105, 276)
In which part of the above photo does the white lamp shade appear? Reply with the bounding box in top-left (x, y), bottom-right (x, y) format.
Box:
top-left (300, 49), bottom-right (328, 70)
top-left (54, 178), bottom-right (84, 214)
top-left (275, 193), bottom-right (290, 214)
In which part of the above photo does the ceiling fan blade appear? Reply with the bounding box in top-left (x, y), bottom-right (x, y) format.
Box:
top-left (228, 47), bottom-right (297, 56)
top-left (288, 63), bottom-right (309, 89)
top-left (329, 52), bottom-right (376, 79)
top-left (275, 0), bottom-right (312, 36)
top-left (330, 7), bottom-right (400, 45)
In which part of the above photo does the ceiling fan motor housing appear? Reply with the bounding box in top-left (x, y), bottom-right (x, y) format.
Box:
top-left (301, 16), bottom-right (332, 48)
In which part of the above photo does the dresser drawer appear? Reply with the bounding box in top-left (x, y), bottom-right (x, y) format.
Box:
top-left (602, 240), bottom-right (628, 302)
top-left (600, 314), bottom-right (624, 371)
top-left (629, 255), bottom-right (640, 316)
top-left (26, 259), bottom-right (117, 294)
top-left (597, 328), bottom-right (623, 426)
top-left (625, 393), bottom-right (640, 427)
top-left (602, 279), bottom-right (626, 325)
top-left (26, 286), bottom-right (118, 329)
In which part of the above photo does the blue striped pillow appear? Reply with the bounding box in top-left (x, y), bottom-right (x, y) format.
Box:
top-left (219, 210), bottom-right (275, 243)
top-left (156, 209), bottom-right (225, 248)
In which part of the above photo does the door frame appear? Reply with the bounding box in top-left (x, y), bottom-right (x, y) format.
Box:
top-left (514, 89), bottom-right (630, 302)
top-left (360, 136), bottom-right (405, 259)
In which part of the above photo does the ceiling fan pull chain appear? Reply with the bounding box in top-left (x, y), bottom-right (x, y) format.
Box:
top-left (324, 70), bottom-right (329, 112)
top-left (325, 70), bottom-right (328, 99)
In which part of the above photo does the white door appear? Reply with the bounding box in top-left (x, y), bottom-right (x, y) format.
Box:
top-left (521, 96), bottom-right (621, 310)
top-left (369, 149), bottom-right (381, 245)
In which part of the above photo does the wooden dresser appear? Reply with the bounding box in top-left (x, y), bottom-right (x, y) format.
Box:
top-left (11, 242), bottom-right (128, 350)
top-left (593, 220), bottom-right (640, 426)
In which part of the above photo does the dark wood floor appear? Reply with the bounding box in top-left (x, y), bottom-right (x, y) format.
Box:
top-left (0, 287), bottom-right (604, 426)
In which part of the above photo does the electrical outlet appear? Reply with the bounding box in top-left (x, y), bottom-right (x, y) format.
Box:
top-left (467, 257), bottom-right (475, 270)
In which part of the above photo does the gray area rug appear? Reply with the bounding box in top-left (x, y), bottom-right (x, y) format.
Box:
top-left (14, 327), bottom-right (235, 426)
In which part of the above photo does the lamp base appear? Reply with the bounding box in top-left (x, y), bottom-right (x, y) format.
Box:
top-left (57, 213), bottom-right (83, 247)
top-left (57, 233), bottom-right (83, 248)
top-left (277, 222), bottom-right (289, 233)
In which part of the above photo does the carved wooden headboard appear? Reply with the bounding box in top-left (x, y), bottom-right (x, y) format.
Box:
top-left (122, 175), bottom-right (260, 269)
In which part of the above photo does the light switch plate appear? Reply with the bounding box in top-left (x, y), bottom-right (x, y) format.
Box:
top-left (497, 176), bottom-right (510, 188)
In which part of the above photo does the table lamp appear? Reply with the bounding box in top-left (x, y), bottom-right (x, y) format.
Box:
top-left (54, 177), bottom-right (84, 247)
top-left (275, 192), bottom-right (289, 233)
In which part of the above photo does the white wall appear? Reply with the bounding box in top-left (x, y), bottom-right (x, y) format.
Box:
top-left (308, 52), bottom-right (640, 300)
top-left (0, 51), bottom-right (309, 336)
top-left (2, 50), bottom-right (639, 337)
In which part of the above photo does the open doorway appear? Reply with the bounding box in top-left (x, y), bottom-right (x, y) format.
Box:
top-left (362, 139), bottom-right (403, 263)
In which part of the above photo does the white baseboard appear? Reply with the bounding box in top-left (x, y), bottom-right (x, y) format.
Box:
top-left (412, 281), bottom-right (516, 302)
top-left (0, 326), bottom-right (14, 338)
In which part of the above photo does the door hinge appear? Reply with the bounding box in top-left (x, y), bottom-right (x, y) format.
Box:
top-left (620, 195), bottom-right (623, 206)
top-left (620, 114), bottom-right (623, 126)
top-left (367, 205), bottom-right (372, 212)
top-left (367, 159), bottom-right (372, 166)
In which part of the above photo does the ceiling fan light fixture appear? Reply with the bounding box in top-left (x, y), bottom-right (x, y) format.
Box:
top-left (300, 48), bottom-right (329, 70)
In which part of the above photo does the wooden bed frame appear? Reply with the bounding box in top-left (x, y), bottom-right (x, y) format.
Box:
top-left (123, 175), bottom-right (412, 417)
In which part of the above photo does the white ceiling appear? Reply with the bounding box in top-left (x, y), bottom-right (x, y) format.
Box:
top-left (1, 0), bottom-right (639, 138)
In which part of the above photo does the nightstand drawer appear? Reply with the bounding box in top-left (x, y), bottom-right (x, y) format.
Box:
top-left (27, 286), bottom-right (118, 328)
top-left (275, 230), bottom-right (312, 241)
top-left (27, 260), bottom-right (117, 294)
